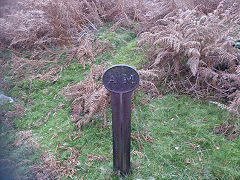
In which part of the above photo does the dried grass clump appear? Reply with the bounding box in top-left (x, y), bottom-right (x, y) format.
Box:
top-left (0, 0), bottom-right (92, 48)
top-left (0, 8), bottom-right (52, 49)
top-left (213, 121), bottom-right (239, 141)
top-left (177, 0), bottom-right (222, 14)
top-left (33, 66), bottom-right (62, 83)
top-left (92, 0), bottom-right (147, 23)
top-left (138, 0), bottom-right (240, 114)
top-left (8, 54), bottom-right (54, 82)
top-left (62, 65), bottom-right (110, 129)
top-left (137, 69), bottom-right (164, 97)
top-left (34, 150), bottom-right (82, 180)
top-left (138, 0), bottom-right (178, 33)
top-left (0, 0), bottom-right (148, 49)
top-left (74, 36), bottom-right (96, 69)
top-left (5, 35), bottom-right (96, 86)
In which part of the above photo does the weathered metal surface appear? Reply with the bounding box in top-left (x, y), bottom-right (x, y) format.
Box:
top-left (103, 65), bottom-right (139, 176)
top-left (102, 65), bottom-right (139, 94)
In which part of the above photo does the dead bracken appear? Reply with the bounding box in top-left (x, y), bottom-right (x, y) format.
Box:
top-left (213, 121), bottom-right (239, 141)
top-left (0, 0), bottom-right (239, 179)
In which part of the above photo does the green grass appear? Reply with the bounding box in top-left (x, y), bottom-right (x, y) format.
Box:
top-left (128, 94), bottom-right (240, 180)
top-left (95, 29), bottom-right (147, 68)
top-left (2, 28), bottom-right (240, 179)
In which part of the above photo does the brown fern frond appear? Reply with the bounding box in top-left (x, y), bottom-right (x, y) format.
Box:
top-left (187, 56), bottom-right (200, 76)
top-left (138, 80), bottom-right (159, 97)
top-left (62, 65), bottom-right (110, 129)
top-left (1, 0), bottom-right (149, 49)
top-left (76, 36), bottom-right (95, 69)
top-left (138, 69), bottom-right (164, 83)
top-left (82, 86), bottom-right (109, 128)
top-left (228, 91), bottom-right (240, 116)
top-left (137, 1), bottom-right (240, 111)
top-left (9, 54), bottom-right (54, 81)
top-left (183, 41), bottom-right (201, 50)
top-left (154, 37), bottom-right (182, 53)
top-left (34, 66), bottom-right (62, 82)
top-left (151, 51), bottom-right (175, 68)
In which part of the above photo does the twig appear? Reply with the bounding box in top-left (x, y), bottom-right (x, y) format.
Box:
top-left (131, 134), bottom-right (142, 151)
top-left (40, 44), bottom-right (56, 55)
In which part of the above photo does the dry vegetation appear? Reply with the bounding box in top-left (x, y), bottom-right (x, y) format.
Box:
top-left (62, 65), bottom-right (110, 129)
top-left (138, 0), bottom-right (240, 115)
top-left (0, 0), bottom-right (145, 48)
top-left (1, 0), bottom-right (239, 121)
top-left (0, 1), bottom-right (239, 179)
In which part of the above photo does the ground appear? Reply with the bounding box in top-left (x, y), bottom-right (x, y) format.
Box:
top-left (0, 27), bottom-right (239, 179)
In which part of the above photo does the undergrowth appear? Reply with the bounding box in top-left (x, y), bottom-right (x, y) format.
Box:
top-left (1, 28), bottom-right (239, 179)
top-left (1, 0), bottom-right (240, 179)
top-left (1, 0), bottom-right (239, 114)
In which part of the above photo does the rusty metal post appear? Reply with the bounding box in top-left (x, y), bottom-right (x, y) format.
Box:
top-left (103, 65), bottom-right (139, 176)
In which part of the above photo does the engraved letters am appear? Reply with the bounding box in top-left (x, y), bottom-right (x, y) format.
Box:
top-left (103, 65), bottom-right (139, 94)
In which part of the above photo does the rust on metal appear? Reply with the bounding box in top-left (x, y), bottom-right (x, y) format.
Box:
top-left (103, 65), bottom-right (139, 176)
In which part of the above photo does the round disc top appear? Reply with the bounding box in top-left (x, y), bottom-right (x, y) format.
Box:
top-left (102, 65), bottom-right (139, 93)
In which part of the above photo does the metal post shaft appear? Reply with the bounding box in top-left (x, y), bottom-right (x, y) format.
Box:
top-left (111, 92), bottom-right (132, 175)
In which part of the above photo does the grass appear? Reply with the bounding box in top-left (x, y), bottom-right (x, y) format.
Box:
top-left (129, 94), bottom-right (239, 180)
top-left (95, 28), bottom-right (147, 68)
top-left (1, 27), bottom-right (240, 179)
